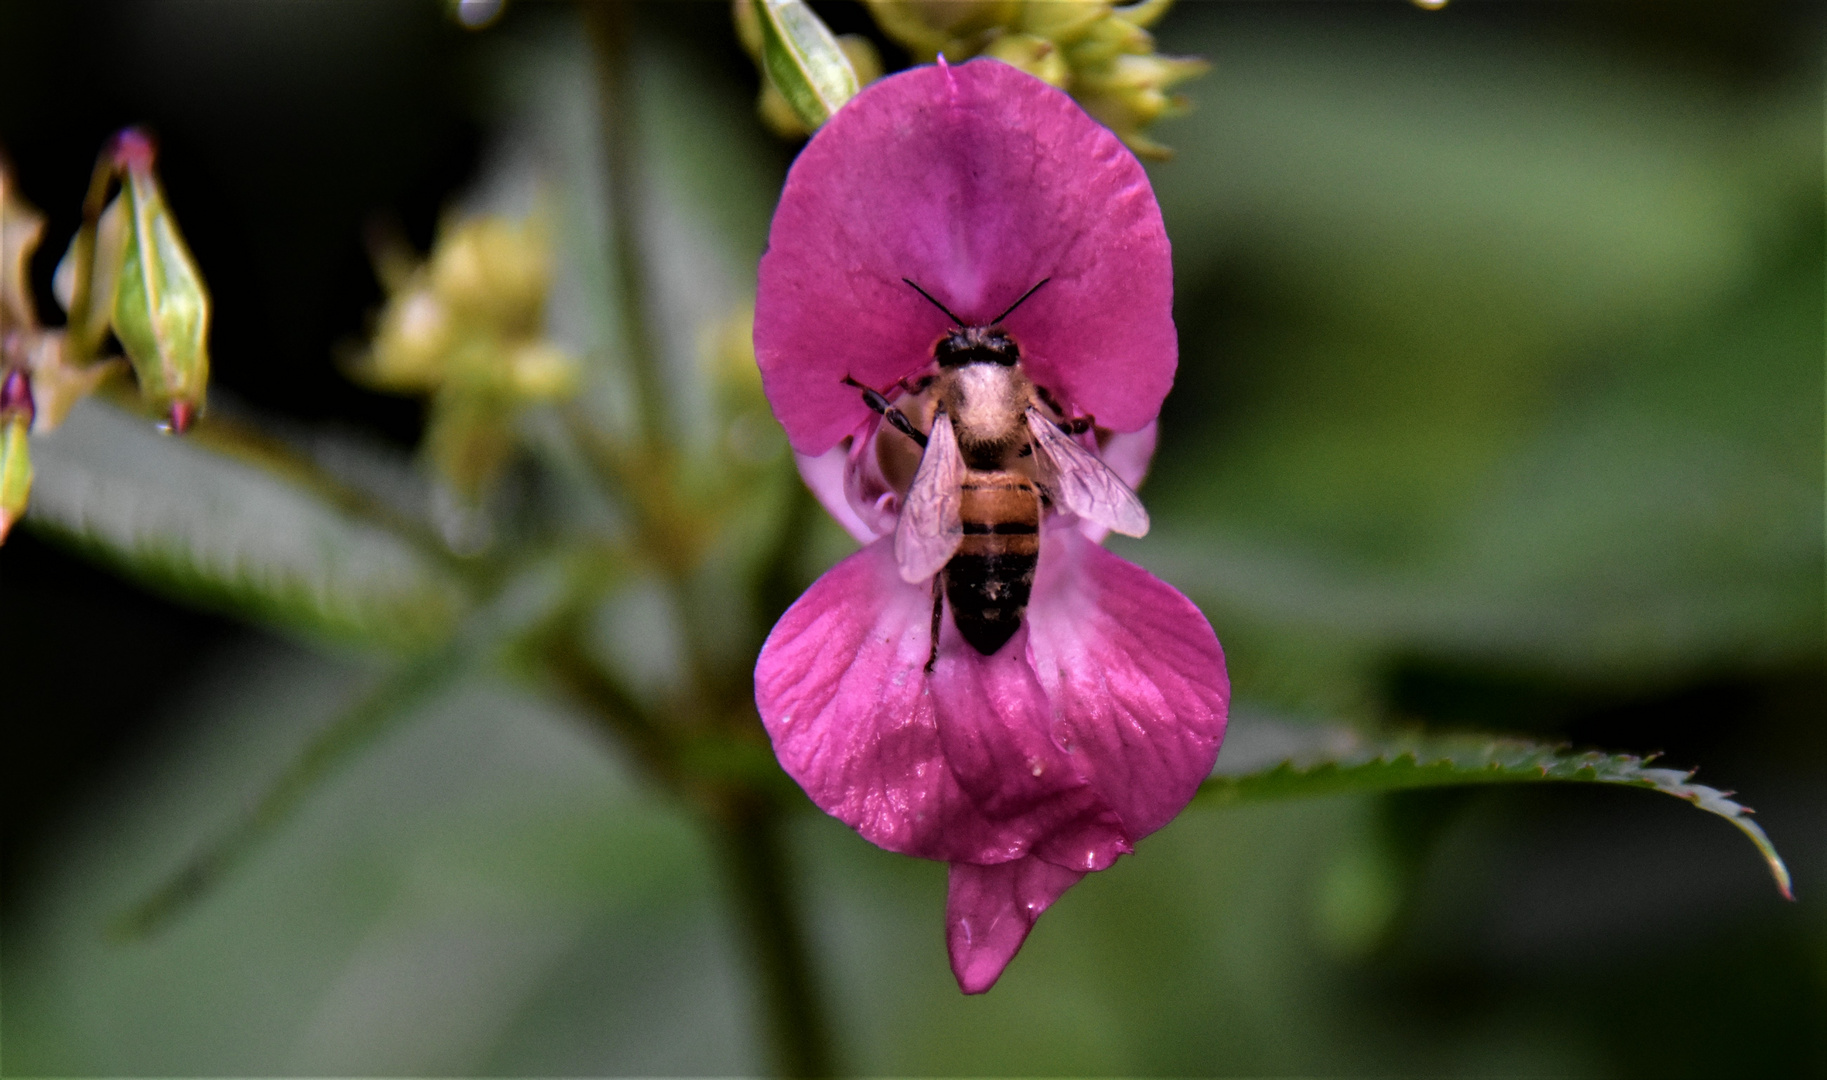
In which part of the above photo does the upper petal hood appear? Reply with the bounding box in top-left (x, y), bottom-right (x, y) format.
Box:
top-left (756, 58), bottom-right (1176, 456)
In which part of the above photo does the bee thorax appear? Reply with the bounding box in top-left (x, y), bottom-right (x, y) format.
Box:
top-left (942, 364), bottom-right (1032, 465)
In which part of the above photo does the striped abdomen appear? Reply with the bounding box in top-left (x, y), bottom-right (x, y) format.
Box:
top-left (945, 470), bottom-right (1041, 655)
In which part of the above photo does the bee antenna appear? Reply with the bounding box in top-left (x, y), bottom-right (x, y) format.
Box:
top-left (902, 278), bottom-right (965, 326)
top-left (991, 277), bottom-right (1052, 325)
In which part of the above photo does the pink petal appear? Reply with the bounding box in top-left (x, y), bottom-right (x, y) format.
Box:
top-left (1025, 529), bottom-right (1230, 840)
top-left (757, 534), bottom-right (1138, 872)
top-left (947, 857), bottom-right (1085, 994)
top-left (756, 538), bottom-right (1045, 863)
top-left (1097, 420), bottom-right (1159, 493)
top-left (793, 442), bottom-right (883, 545)
top-left (928, 616), bottom-right (1133, 874)
top-left (756, 59), bottom-right (1176, 456)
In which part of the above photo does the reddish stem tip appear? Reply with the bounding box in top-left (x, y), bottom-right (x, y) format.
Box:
top-left (167, 399), bottom-right (196, 435)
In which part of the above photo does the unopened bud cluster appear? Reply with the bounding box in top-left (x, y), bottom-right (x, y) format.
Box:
top-left (866, 0), bottom-right (1205, 158)
top-left (350, 215), bottom-right (578, 504)
top-left (1, 128), bottom-right (210, 543)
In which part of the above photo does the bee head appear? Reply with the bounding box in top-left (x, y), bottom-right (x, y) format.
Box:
top-left (904, 276), bottom-right (1051, 370)
top-left (935, 325), bottom-right (1020, 368)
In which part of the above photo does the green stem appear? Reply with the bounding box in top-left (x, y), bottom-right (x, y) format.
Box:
top-left (707, 794), bottom-right (837, 1079)
top-left (541, 623), bottom-right (835, 1076)
top-left (537, 617), bottom-right (679, 786)
top-left (61, 139), bottom-right (124, 364)
top-left (573, 6), bottom-right (837, 1071)
top-left (111, 644), bottom-right (467, 938)
top-left (581, 0), bottom-right (671, 453)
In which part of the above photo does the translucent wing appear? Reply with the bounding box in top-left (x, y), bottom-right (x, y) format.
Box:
top-left (1027, 408), bottom-right (1150, 537)
top-left (894, 410), bottom-right (965, 583)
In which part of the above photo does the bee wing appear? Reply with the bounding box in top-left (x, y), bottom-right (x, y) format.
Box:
top-left (1027, 408), bottom-right (1151, 538)
top-left (893, 410), bottom-right (965, 583)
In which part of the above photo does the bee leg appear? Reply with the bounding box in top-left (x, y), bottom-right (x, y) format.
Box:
top-left (842, 375), bottom-right (928, 448)
top-left (898, 373), bottom-right (936, 395)
top-left (1033, 385), bottom-right (1097, 434)
top-left (925, 574), bottom-right (943, 674)
top-left (1033, 383), bottom-right (1067, 415)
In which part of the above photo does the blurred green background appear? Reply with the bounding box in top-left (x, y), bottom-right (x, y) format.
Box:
top-left (1, 1), bottom-right (1820, 1075)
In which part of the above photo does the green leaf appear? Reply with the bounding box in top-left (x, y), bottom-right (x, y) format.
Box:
top-left (751, 0), bottom-right (858, 130)
top-left (109, 648), bottom-right (462, 939)
top-left (110, 558), bottom-right (578, 937)
top-left (1200, 716), bottom-right (1793, 900)
top-left (24, 398), bottom-right (469, 651)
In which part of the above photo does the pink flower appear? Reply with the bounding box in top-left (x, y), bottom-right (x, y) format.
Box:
top-left (753, 58), bottom-right (1228, 994)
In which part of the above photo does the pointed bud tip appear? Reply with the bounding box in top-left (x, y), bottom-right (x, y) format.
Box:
top-left (0, 369), bottom-right (34, 426)
top-left (110, 128), bottom-right (157, 173)
top-left (166, 399), bottom-right (197, 434)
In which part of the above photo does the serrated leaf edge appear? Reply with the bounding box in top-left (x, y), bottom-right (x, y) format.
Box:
top-left (1198, 734), bottom-right (1793, 900)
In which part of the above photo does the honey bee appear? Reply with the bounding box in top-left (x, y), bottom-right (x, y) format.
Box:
top-left (845, 279), bottom-right (1150, 668)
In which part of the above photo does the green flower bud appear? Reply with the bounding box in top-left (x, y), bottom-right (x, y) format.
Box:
top-left (0, 372), bottom-right (34, 543)
top-left (1014, 0), bottom-right (1106, 49)
top-left (864, 0), bottom-right (1022, 60)
top-left (427, 217), bottom-right (549, 336)
top-left (1110, 0), bottom-right (1174, 29)
top-left (982, 32), bottom-right (1069, 89)
top-left (1057, 6), bottom-right (1151, 66)
top-left (744, 0), bottom-right (867, 134)
top-left (737, 1), bottom-right (883, 138)
top-left (505, 341), bottom-right (579, 400)
top-left (350, 212), bottom-right (577, 507)
top-left (106, 130), bottom-right (210, 432)
top-left (1075, 52), bottom-right (1208, 159)
top-left (857, 0), bottom-right (1206, 157)
top-left (361, 286), bottom-right (454, 392)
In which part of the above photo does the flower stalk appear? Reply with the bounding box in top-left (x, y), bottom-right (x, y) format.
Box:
top-left (581, 0), bottom-right (671, 455)
top-left (573, 3), bottom-right (839, 1071)
top-left (706, 794), bottom-right (837, 1080)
